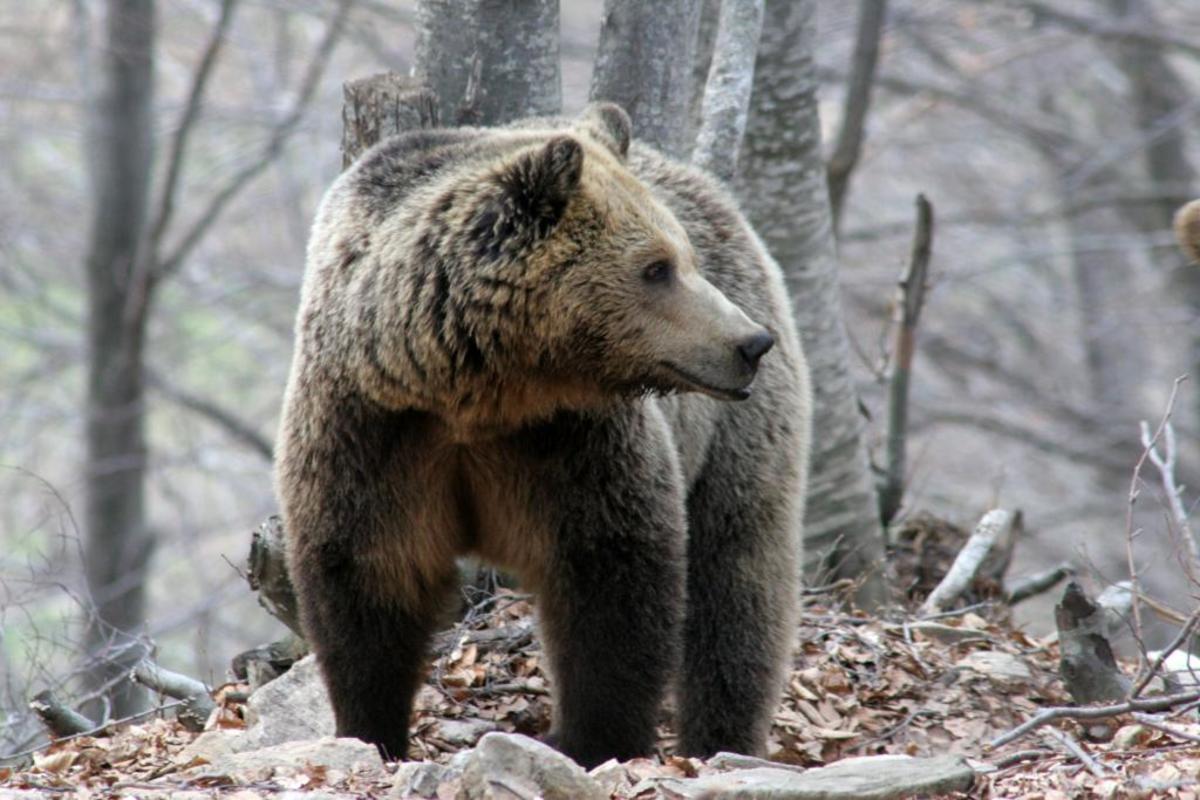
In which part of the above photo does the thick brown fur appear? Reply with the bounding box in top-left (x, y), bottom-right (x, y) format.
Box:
top-left (275, 103), bottom-right (811, 766)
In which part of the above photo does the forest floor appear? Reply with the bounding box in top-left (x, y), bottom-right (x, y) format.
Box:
top-left (4, 520), bottom-right (1200, 798)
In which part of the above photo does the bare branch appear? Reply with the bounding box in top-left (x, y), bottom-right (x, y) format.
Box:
top-left (1042, 727), bottom-right (1107, 778)
top-left (146, 0), bottom-right (239, 267)
top-left (1139, 418), bottom-right (1200, 580)
top-left (1005, 562), bottom-right (1075, 605)
top-left (826, 0), bottom-right (887, 227)
top-left (147, 370), bottom-right (272, 461)
top-left (1131, 607), bottom-right (1200, 699)
top-left (990, 689), bottom-right (1200, 749)
top-left (158, 0), bottom-right (356, 278)
top-left (691, 0), bottom-right (764, 183)
top-left (1000, 0), bottom-right (1200, 61)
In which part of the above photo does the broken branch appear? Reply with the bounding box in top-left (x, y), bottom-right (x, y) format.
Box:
top-left (28, 690), bottom-right (95, 739)
top-left (990, 689), bottom-right (1200, 749)
top-left (921, 508), bottom-right (1015, 614)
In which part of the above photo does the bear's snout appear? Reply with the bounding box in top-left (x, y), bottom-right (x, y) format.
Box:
top-left (737, 329), bottom-right (774, 370)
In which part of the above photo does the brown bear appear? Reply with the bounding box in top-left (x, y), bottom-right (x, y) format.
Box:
top-left (275, 103), bottom-right (811, 767)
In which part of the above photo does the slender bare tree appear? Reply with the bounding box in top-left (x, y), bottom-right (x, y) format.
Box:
top-left (81, 0), bottom-right (353, 717)
top-left (590, 0), bottom-right (702, 157)
top-left (83, 0), bottom-right (157, 718)
top-left (737, 0), bottom-right (888, 608)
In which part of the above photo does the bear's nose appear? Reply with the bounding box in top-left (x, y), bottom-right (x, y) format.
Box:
top-left (737, 330), bottom-right (775, 368)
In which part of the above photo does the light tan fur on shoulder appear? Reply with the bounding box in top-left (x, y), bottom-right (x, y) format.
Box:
top-left (1174, 199), bottom-right (1200, 263)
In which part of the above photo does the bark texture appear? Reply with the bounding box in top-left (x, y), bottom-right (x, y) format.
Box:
top-left (736, 0), bottom-right (887, 608)
top-left (82, 0), bottom-right (157, 718)
top-left (692, 0), bottom-right (763, 183)
top-left (414, 0), bottom-right (561, 126)
top-left (589, 0), bottom-right (702, 157)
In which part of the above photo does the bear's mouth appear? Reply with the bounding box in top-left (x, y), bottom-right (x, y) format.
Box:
top-left (658, 362), bottom-right (752, 402)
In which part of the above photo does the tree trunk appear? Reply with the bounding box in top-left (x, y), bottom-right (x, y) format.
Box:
top-left (589, 0), bottom-right (702, 157)
top-left (82, 0), bottom-right (157, 718)
top-left (736, 0), bottom-right (888, 609)
top-left (691, 0), bottom-right (763, 184)
top-left (414, 0), bottom-right (561, 127)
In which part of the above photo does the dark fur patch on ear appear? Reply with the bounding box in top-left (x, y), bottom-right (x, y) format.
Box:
top-left (472, 137), bottom-right (583, 260)
top-left (578, 102), bottom-right (632, 159)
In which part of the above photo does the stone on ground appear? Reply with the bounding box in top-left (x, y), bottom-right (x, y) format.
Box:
top-left (459, 732), bottom-right (605, 800)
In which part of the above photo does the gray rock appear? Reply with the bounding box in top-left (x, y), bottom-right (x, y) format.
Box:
top-left (391, 761), bottom-right (454, 798)
top-left (186, 736), bottom-right (384, 780)
top-left (958, 651), bottom-right (1034, 686)
top-left (459, 732), bottom-right (605, 800)
top-left (243, 654), bottom-right (336, 748)
top-left (707, 752), bottom-right (806, 773)
top-left (664, 754), bottom-right (975, 799)
top-left (429, 717), bottom-right (500, 748)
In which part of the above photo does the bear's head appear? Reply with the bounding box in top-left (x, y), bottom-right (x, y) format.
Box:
top-left (361, 103), bottom-right (774, 426)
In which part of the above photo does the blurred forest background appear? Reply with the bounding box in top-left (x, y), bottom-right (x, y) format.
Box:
top-left (3, 0), bottom-right (1200, 759)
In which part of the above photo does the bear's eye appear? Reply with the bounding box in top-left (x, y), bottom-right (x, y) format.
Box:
top-left (642, 260), bottom-right (672, 284)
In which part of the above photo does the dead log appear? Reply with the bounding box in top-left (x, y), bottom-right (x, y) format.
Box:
top-left (247, 515), bottom-right (303, 638)
top-left (921, 509), bottom-right (1018, 614)
top-left (28, 690), bottom-right (95, 738)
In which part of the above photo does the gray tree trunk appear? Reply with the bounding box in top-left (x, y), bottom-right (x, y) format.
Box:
top-left (589, 0), bottom-right (702, 157)
top-left (691, 0), bottom-right (763, 184)
top-left (414, 0), bottom-right (561, 126)
top-left (736, 0), bottom-right (888, 609)
top-left (82, 0), bottom-right (157, 718)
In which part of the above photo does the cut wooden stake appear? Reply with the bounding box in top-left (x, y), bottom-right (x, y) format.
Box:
top-left (1055, 581), bottom-right (1130, 708)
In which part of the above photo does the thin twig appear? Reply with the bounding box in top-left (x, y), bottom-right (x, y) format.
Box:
top-left (1140, 416), bottom-right (1200, 581)
top-left (1125, 377), bottom-right (1186, 670)
top-left (1131, 606), bottom-right (1200, 698)
top-left (1005, 562), bottom-right (1075, 605)
top-left (1042, 727), bottom-right (1107, 777)
top-left (990, 689), bottom-right (1200, 748)
top-left (1132, 712), bottom-right (1200, 743)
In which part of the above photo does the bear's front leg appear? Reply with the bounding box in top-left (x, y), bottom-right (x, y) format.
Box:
top-left (525, 408), bottom-right (687, 768)
top-left (278, 399), bottom-right (459, 761)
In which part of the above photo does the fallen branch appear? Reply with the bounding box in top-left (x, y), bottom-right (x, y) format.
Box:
top-left (879, 193), bottom-right (934, 526)
top-left (1042, 727), bottom-right (1107, 777)
top-left (28, 690), bottom-right (95, 738)
top-left (989, 689), bottom-right (1200, 748)
top-left (131, 660), bottom-right (216, 732)
top-left (1132, 711), bottom-right (1200, 743)
top-left (921, 509), bottom-right (1016, 614)
top-left (1005, 562), bottom-right (1075, 605)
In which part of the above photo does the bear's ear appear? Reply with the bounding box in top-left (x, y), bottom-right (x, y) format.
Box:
top-left (495, 135), bottom-right (583, 231)
top-left (576, 102), bottom-right (631, 160)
